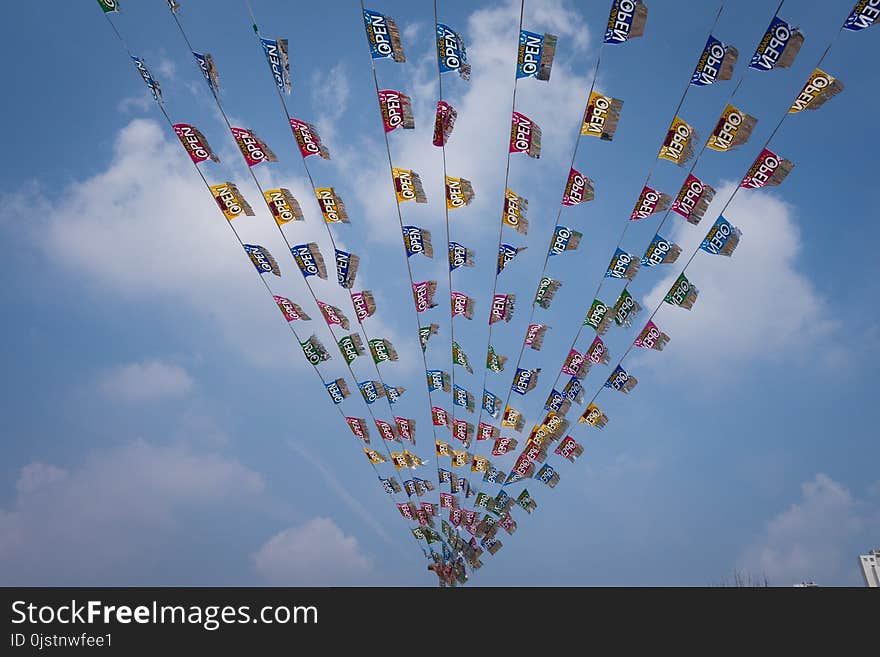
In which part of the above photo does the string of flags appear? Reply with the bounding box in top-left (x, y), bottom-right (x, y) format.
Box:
top-left (96, 0), bottom-right (877, 587)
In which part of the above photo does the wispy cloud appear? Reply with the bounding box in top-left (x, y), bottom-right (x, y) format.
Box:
top-left (738, 473), bottom-right (880, 586)
top-left (0, 440), bottom-right (265, 585)
top-left (312, 62), bottom-right (351, 125)
top-left (98, 359), bottom-right (194, 402)
top-left (288, 440), bottom-right (399, 550)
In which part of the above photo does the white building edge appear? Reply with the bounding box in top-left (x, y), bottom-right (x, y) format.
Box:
top-left (859, 549), bottom-right (880, 587)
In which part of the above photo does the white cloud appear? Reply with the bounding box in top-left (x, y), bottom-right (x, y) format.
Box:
top-left (527, 0), bottom-right (591, 50)
top-left (174, 407), bottom-right (231, 446)
top-left (252, 517), bottom-right (374, 586)
top-left (99, 359), bottom-right (194, 402)
top-left (738, 474), bottom-right (880, 586)
top-left (0, 118), bottom-right (371, 369)
top-left (0, 116), bottom-right (418, 376)
top-left (336, 0), bottom-right (593, 247)
top-left (155, 56), bottom-right (177, 81)
top-left (118, 94), bottom-right (153, 114)
top-left (312, 62), bottom-right (350, 126)
top-left (2, 120), bottom-right (282, 365)
top-left (15, 463), bottom-right (67, 495)
top-left (640, 183), bottom-right (839, 380)
top-left (581, 452), bottom-right (659, 482)
top-left (401, 21), bottom-right (424, 46)
top-left (0, 440), bottom-right (264, 584)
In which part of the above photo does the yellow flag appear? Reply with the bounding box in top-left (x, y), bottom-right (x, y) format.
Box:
top-left (471, 455), bottom-right (489, 472)
top-left (581, 91), bottom-right (623, 141)
top-left (501, 405), bottom-right (522, 429)
top-left (502, 188), bottom-right (528, 234)
top-left (364, 448), bottom-right (386, 464)
top-left (445, 176), bottom-right (474, 209)
top-left (314, 187), bottom-right (349, 223)
top-left (580, 403), bottom-right (607, 427)
top-left (390, 451), bottom-right (407, 470)
top-left (658, 116), bottom-right (697, 165)
top-left (210, 182), bottom-right (254, 220)
top-left (789, 68), bottom-right (843, 113)
top-left (392, 168), bottom-right (426, 203)
top-left (707, 104), bottom-right (757, 152)
top-left (263, 188), bottom-right (303, 225)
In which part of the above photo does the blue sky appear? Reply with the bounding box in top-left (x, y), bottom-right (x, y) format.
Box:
top-left (1, 0), bottom-right (878, 586)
